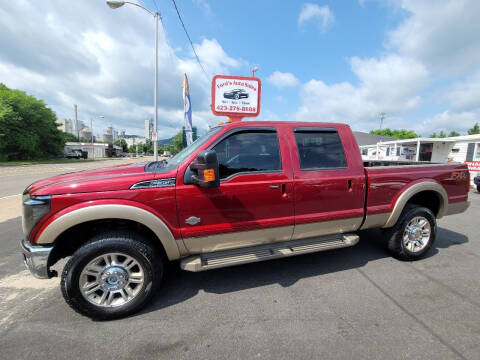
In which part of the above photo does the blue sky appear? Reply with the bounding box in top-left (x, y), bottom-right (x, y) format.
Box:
top-left (1, 0), bottom-right (479, 138)
top-left (160, 0), bottom-right (396, 119)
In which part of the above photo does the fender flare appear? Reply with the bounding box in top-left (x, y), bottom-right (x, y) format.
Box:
top-left (382, 181), bottom-right (448, 228)
top-left (36, 204), bottom-right (181, 260)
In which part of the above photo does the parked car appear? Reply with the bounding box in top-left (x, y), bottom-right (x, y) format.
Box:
top-left (223, 89), bottom-right (249, 100)
top-left (21, 121), bottom-right (470, 319)
top-left (474, 175), bottom-right (480, 192)
top-left (65, 149), bottom-right (82, 159)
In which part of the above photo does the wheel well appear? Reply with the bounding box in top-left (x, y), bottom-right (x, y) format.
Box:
top-left (406, 190), bottom-right (442, 217)
top-left (48, 219), bottom-right (168, 267)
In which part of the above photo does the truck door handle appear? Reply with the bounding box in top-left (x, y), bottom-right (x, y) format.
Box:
top-left (269, 185), bottom-right (279, 189)
top-left (347, 179), bottom-right (353, 192)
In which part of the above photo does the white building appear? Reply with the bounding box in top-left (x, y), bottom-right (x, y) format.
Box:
top-left (123, 136), bottom-right (147, 147)
top-left (145, 118), bottom-right (153, 141)
top-left (65, 142), bottom-right (107, 158)
top-left (360, 134), bottom-right (480, 184)
top-left (58, 118), bottom-right (86, 137)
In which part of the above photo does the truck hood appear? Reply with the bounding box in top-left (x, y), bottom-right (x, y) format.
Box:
top-left (29, 162), bottom-right (172, 196)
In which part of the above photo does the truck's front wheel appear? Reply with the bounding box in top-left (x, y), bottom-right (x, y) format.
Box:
top-left (385, 205), bottom-right (437, 260)
top-left (61, 232), bottom-right (162, 320)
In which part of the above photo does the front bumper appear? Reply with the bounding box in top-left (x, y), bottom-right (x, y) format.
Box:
top-left (21, 238), bottom-right (54, 279)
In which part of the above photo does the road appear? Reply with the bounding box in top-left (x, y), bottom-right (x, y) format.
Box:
top-left (0, 157), bottom-right (153, 198)
top-left (0, 160), bottom-right (479, 360)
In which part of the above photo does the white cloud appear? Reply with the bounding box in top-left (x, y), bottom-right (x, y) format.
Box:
top-left (192, 0), bottom-right (212, 16)
top-left (444, 72), bottom-right (480, 112)
top-left (267, 71), bottom-right (300, 88)
top-left (292, 0), bottom-right (480, 134)
top-left (294, 55), bottom-right (428, 131)
top-left (387, 0), bottom-right (480, 75)
top-left (413, 110), bottom-right (480, 136)
top-left (298, 4), bottom-right (335, 33)
top-left (0, 0), bottom-right (241, 137)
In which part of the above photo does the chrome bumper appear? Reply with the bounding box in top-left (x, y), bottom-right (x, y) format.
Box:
top-left (21, 238), bottom-right (54, 279)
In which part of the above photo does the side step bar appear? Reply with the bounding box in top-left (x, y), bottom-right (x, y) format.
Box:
top-left (180, 233), bottom-right (359, 272)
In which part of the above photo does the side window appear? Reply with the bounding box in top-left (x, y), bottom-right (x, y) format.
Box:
top-left (212, 130), bottom-right (281, 180)
top-left (294, 130), bottom-right (347, 170)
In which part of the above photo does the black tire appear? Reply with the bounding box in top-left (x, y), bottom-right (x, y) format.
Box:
top-left (477, 185), bottom-right (480, 193)
top-left (385, 204), bottom-right (436, 261)
top-left (61, 231), bottom-right (162, 320)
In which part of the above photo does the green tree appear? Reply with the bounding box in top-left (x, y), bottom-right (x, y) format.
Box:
top-left (0, 83), bottom-right (64, 161)
top-left (430, 132), bottom-right (437, 138)
top-left (114, 139), bottom-right (128, 152)
top-left (448, 131), bottom-right (460, 137)
top-left (468, 123), bottom-right (480, 135)
top-left (63, 132), bottom-right (79, 142)
top-left (172, 131), bottom-right (184, 154)
top-left (438, 130), bottom-right (446, 138)
top-left (370, 128), bottom-right (419, 139)
top-left (128, 145), bottom-right (136, 153)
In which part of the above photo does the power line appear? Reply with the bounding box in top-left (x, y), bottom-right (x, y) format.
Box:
top-left (170, 0), bottom-right (209, 80)
top-left (152, 0), bottom-right (160, 12)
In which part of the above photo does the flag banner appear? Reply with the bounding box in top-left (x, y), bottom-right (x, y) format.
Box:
top-left (183, 74), bottom-right (193, 146)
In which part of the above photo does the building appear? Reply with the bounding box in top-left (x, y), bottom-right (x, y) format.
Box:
top-left (360, 134), bottom-right (480, 184)
top-left (122, 135), bottom-right (147, 148)
top-left (58, 118), bottom-right (87, 137)
top-left (80, 127), bottom-right (92, 141)
top-left (145, 118), bottom-right (153, 141)
top-left (65, 142), bottom-right (107, 158)
top-left (103, 126), bottom-right (114, 144)
top-left (64, 142), bottom-right (123, 158)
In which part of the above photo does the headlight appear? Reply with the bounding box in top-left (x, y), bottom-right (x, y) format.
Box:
top-left (22, 189), bottom-right (51, 241)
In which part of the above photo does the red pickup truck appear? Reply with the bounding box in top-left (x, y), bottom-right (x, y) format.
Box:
top-left (21, 121), bottom-right (470, 319)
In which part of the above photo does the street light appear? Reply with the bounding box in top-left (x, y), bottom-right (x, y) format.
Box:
top-left (252, 65), bottom-right (259, 77)
top-left (106, 0), bottom-right (160, 161)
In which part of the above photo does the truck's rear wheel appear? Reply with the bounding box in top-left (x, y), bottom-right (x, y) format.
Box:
top-left (385, 205), bottom-right (436, 260)
top-left (61, 232), bottom-right (162, 320)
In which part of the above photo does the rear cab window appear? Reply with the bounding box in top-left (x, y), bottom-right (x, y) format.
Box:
top-left (294, 128), bottom-right (347, 170)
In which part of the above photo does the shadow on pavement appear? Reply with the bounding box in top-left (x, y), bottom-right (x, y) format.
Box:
top-left (137, 226), bottom-right (468, 318)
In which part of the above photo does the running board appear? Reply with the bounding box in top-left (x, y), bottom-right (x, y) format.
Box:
top-left (180, 233), bottom-right (359, 272)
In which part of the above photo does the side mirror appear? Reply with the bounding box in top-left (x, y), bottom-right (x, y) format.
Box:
top-left (190, 150), bottom-right (220, 188)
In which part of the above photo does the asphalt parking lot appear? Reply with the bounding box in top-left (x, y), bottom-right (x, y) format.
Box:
top-left (0, 161), bottom-right (479, 360)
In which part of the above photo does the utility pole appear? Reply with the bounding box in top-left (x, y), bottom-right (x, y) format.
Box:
top-left (378, 112), bottom-right (386, 129)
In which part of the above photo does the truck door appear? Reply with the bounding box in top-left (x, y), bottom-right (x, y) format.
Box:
top-left (176, 127), bottom-right (295, 254)
top-left (289, 126), bottom-right (365, 240)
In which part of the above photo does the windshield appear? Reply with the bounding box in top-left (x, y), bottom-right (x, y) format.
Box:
top-left (165, 126), bottom-right (223, 167)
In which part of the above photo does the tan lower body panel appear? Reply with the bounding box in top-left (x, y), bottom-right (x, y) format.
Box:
top-left (360, 212), bottom-right (391, 230)
top-left (292, 217), bottom-right (363, 240)
top-left (183, 225), bottom-right (294, 254)
top-left (183, 217), bottom-right (364, 255)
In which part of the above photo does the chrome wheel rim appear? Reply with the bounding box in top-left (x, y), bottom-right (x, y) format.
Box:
top-left (403, 216), bottom-right (431, 253)
top-left (79, 253), bottom-right (145, 308)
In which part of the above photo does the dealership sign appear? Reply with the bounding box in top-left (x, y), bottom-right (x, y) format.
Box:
top-left (211, 75), bottom-right (261, 119)
top-left (465, 161), bottom-right (480, 171)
